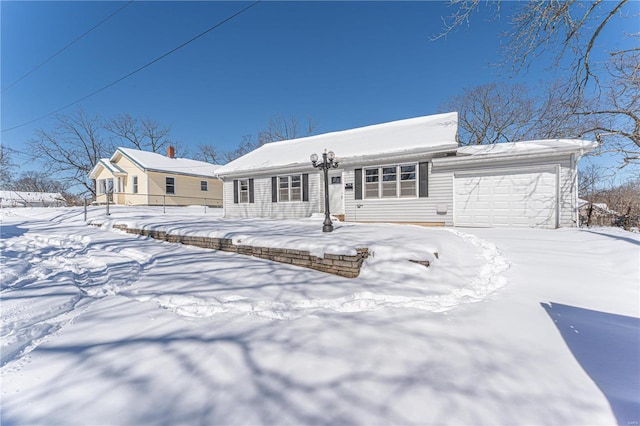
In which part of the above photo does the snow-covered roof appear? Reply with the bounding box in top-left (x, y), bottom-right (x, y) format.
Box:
top-left (215, 112), bottom-right (459, 176)
top-left (99, 158), bottom-right (126, 175)
top-left (0, 191), bottom-right (66, 206)
top-left (577, 198), bottom-right (618, 215)
top-left (114, 148), bottom-right (222, 178)
top-left (457, 139), bottom-right (597, 157)
top-left (88, 158), bottom-right (127, 179)
top-left (86, 148), bottom-right (221, 180)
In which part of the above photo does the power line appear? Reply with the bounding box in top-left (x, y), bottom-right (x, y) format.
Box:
top-left (1, 1), bottom-right (134, 94)
top-left (1, 1), bottom-right (261, 134)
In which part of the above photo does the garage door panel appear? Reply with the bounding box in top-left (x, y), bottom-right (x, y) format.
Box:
top-left (455, 168), bottom-right (558, 229)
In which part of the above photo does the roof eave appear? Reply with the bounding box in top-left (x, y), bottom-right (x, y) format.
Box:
top-left (433, 146), bottom-right (588, 167)
top-left (216, 144), bottom-right (458, 177)
top-left (145, 167), bottom-right (219, 179)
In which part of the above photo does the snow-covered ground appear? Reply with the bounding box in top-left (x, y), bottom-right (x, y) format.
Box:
top-left (1, 206), bottom-right (638, 425)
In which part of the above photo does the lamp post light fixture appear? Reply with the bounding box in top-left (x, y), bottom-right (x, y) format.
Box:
top-left (310, 150), bottom-right (339, 232)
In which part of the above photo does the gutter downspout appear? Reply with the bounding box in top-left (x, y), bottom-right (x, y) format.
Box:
top-left (217, 176), bottom-right (226, 218)
top-left (574, 148), bottom-right (585, 227)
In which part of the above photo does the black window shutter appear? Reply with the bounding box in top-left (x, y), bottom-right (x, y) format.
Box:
top-left (419, 162), bottom-right (429, 198)
top-left (271, 177), bottom-right (278, 203)
top-left (302, 174), bottom-right (309, 202)
top-left (249, 178), bottom-right (255, 203)
top-left (233, 180), bottom-right (239, 204)
top-left (354, 168), bottom-right (363, 200)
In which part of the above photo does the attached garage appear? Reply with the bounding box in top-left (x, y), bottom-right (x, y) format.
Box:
top-left (454, 167), bottom-right (559, 228)
top-left (216, 109), bottom-right (596, 228)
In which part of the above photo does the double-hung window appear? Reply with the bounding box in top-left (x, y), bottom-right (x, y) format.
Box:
top-left (201, 180), bottom-right (208, 191)
top-left (166, 177), bottom-right (175, 194)
top-left (382, 166), bottom-right (397, 197)
top-left (365, 169), bottom-right (379, 198)
top-left (98, 179), bottom-right (106, 194)
top-left (132, 176), bottom-right (138, 194)
top-left (238, 179), bottom-right (249, 203)
top-left (279, 176), bottom-right (289, 202)
top-left (278, 175), bottom-right (302, 202)
top-left (290, 175), bottom-right (301, 201)
top-left (364, 164), bottom-right (417, 199)
top-left (399, 165), bottom-right (417, 196)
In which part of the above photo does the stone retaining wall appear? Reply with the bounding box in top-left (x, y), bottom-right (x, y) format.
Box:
top-left (108, 224), bottom-right (369, 278)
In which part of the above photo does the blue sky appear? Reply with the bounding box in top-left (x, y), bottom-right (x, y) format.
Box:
top-left (0, 1), bottom-right (634, 172)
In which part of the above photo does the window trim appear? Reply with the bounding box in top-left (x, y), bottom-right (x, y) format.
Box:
top-left (238, 179), bottom-right (249, 203)
top-left (278, 174), bottom-right (303, 202)
top-left (200, 180), bottom-right (208, 192)
top-left (165, 177), bottom-right (175, 195)
top-left (362, 163), bottom-right (418, 199)
top-left (132, 176), bottom-right (138, 194)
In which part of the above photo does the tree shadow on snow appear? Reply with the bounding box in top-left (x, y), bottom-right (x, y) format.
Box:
top-left (583, 229), bottom-right (640, 247)
top-left (0, 224), bottom-right (28, 239)
top-left (541, 302), bottom-right (640, 425)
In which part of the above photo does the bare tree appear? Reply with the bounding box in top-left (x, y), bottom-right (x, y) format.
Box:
top-left (440, 81), bottom-right (603, 145)
top-left (224, 115), bottom-right (319, 163)
top-left (587, 176), bottom-right (640, 229)
top-left (223, 134), bottom-right (259, 163)
top-left (28, 109), bottom-right (114, 196)
top-left (257, 114), bottom-right (319, 145)
top-left (440, 83), bottom-right (538, 145)
top-left (105, 113), bottom-right (174, 153)
top-left (435, 1), bottom-right (633, 93)
top-left (12, 171), bottom-right (67, 193)
top-left (575, 51), bottom-right (640, 166)
top-left (578, 162), bottom-right (604, 197)
top-left (27, 109), bottom-right (186, 196)
top-left (0, 145), bottom-right (15, 189)
top-left (435, 0), bottom-right (639, 167)
top-left (194, 144), bottom-right (220, 164)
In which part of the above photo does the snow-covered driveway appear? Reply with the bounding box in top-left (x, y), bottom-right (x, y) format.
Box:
top-left (1, 207), bottom-right (638, 425)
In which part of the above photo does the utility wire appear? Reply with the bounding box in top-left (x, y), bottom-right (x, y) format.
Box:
top-left (1, 1), bottom-right (261, 134)
top-left (1, 1), bottom-right (134, 94)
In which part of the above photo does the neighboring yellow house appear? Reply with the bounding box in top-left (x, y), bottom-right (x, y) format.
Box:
top-left (89, 147), bottom-right (223, 207)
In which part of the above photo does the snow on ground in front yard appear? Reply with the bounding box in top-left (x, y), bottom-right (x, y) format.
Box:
top-left (1, 206), bottom-right (638, 425)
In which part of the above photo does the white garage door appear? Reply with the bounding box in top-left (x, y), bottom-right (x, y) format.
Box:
top-left (454, 168), bottom-right (558, 228)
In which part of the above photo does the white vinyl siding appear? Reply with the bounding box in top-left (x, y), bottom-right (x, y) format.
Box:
top-left (344, 164), bottom-right (453, 225)
top-left (224, 174), bottom-right (321, 219)
top-left (222, 154), bottom-right (577, 228)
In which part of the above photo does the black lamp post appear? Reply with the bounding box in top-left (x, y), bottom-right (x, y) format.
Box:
top-left (310, 150), bottom-right (339, 232)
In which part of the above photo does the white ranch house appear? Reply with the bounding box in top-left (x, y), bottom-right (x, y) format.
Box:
top-left (215, 112), bottom-right (596, 228)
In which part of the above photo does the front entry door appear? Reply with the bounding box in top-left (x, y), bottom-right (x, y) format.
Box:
top-left (328, 171), bottom-right (344, 215)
